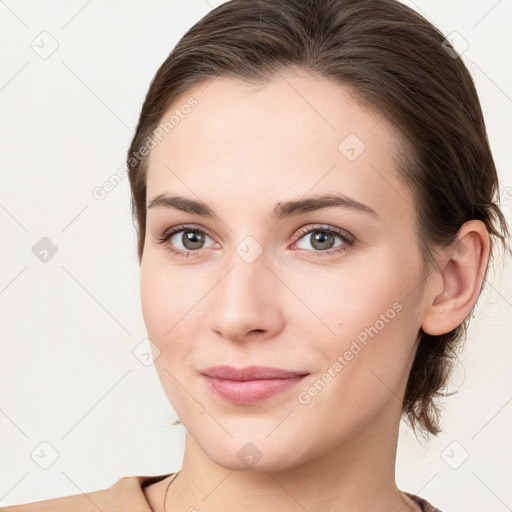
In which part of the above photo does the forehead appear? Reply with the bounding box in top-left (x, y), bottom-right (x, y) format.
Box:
top-left (146, 70), bottom-right (413, 223)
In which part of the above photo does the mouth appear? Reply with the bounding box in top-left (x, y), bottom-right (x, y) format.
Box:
top-left (200, 365), bottom-right (310, 405)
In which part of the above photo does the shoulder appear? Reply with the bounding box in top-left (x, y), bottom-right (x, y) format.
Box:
top-left (1, 474), bottom-right (173, 512)
top-left (0, 485), bottom-right (112, 512)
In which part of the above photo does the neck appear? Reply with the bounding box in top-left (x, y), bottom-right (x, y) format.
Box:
top-left (164, 399), bottom-right (418, 512)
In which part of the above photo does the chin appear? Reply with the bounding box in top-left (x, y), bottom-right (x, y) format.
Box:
top-left (205, 447), bottom-right (304, 473)
top-left (189, 426), bottom-right (315, 473)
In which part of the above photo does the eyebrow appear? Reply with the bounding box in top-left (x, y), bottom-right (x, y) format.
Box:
top-left (146, 193), bottom-right (379, 220)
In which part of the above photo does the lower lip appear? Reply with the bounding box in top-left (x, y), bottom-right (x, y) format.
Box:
top-left (202, 375), bottom-right (307, 404)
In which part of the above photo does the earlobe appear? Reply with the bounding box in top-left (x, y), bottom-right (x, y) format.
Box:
top-left (421, 220), bottom-right (490, 336)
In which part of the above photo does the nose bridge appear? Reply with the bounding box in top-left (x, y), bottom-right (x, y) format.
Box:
top-left (217, 236), bottom-right (269, 306)
top-left (209, 237), bottom-right (281, 339)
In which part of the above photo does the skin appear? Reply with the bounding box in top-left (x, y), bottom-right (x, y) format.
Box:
top-left (139, 68), bottom-right (489, 512)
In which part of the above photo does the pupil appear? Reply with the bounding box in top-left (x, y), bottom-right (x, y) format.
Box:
top-left (184, 230), bottom-right (204, 250)
top-left (313, 231), bottom-right (333, 250)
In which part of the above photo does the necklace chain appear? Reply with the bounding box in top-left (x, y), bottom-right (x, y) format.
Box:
top-left (163, 471), bottom-right (180, 512)
top-left (161, 472), bottom-right (419, 511)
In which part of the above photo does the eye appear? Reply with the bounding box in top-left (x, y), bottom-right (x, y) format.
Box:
top-left (157, 225), bottom-right (217, 258)
top-left (292, 225), bottom-right (354, 257)
top-left (157, 223), bottom-right (355, 259)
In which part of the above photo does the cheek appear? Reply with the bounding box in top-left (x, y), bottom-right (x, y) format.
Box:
top-left (140, 260), bottom-right (167, 338)
top-left (140, 260), bottom-right (199, 403)
top-left (291, 253), bottom-right (406, 340)
top-left (140, 255), bottom-right (193, 343)
top-left (299, 253), bottom-right (422, 399)
top-left (140, 252), bottom-right (215, 367)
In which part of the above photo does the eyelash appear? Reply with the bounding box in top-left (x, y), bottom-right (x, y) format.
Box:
top-left (157, 224), bottom-right (355, 259)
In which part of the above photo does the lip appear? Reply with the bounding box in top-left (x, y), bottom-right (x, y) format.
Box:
top-left (201, 365), bottom-right (309, 404)
top-left (201, 365), bottom-right (309, 380)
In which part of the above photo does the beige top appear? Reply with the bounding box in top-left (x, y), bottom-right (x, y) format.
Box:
top-left (1, 473), bottom-right (442, 511)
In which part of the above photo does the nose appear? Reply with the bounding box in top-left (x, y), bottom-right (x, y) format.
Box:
top-left (208, 251), bottom-right (284, 344)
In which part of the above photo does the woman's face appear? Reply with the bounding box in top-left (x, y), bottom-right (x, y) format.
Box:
top-left (140, 70), bottom-right (432, 471)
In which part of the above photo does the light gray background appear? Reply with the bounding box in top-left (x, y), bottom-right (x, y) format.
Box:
top-left (1, 1), bottom-right (511, 510)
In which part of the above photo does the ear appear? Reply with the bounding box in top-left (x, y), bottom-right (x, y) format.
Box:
top-left (421, 220), bottom-right (490, 336)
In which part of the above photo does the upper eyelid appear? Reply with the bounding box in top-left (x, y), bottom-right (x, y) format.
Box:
top-left (161, 224), bottom-right (215, 241)
top-left (293, 224), bottom-right (354, 241)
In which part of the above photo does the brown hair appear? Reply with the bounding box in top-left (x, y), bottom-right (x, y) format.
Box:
top-left (126, 0), bottom-right (509, 437)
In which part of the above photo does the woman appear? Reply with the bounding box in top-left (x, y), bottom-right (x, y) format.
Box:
top-left (4, 0), bottom-right (508, 510)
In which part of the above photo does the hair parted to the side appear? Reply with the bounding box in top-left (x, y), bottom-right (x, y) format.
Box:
top-left (127, 0), bottom-right (509, 438)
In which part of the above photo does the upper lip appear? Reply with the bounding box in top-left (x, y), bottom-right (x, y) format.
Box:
top-left (201, 365), bottom-right (309, 381)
